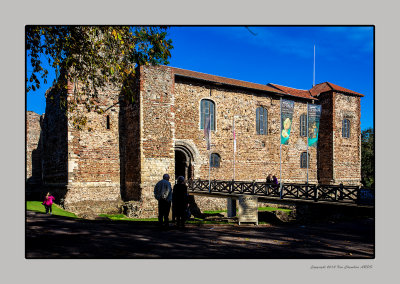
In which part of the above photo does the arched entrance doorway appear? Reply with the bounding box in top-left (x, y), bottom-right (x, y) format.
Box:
top-left (174, 144), bottom-right (195, 181)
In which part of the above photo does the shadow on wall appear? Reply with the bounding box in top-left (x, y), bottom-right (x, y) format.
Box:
top-left (26, 86), bottom-right (69, 204)
top-left (119, 74), bottom-right (142, 202)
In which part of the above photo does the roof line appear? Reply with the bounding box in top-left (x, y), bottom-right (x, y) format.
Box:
top-left (325, 82), bottom-right (335, 91)
top-left (269, 83), bottom-right (310, 91)
top-left (268, 83), bottom-right (316, 101)
top-left (171, 67), bottom-right (286, 96)
top-left (175, 73), bottom-right (282, 95)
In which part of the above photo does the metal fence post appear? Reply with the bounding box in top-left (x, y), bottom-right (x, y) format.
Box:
top-left (339, 183), bottom-right (344, 200)
top-left (314, 185), bottom-right (318, 202)
top-left (279, 182), bottom-right (283, 199)
top-left (356, 185), bottom-right (361, 204)
top-left (252, 180), bottom-right (255, 194)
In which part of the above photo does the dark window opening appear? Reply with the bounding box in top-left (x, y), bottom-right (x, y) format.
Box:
top-left (342, 119), bottom-right (350, 138)
top-left (300, 114), bottom-right (307, 137)
top-left (210, 153), bottom-right (220, 168)
top-left (300, 152), bottom-right (309, 168)
top-left (256, 107), bottom-right (268, 135)
top-left (106, 115), bottom-right (110, 129)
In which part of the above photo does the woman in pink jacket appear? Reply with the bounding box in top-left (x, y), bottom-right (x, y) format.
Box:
top-left (42, 192), bottom-right (55, 215)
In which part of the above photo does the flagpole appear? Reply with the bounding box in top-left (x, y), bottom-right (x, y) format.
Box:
top-left (279, 98), bottom-right (282, 184)
top-left (313, 45), bottom-right (316, 87)
top-left (233, 116), bottom-right (235, 181)
top-left (208, 105), bottom-right (211, 193)
top-left (306, 102), bottom-right (309, 184)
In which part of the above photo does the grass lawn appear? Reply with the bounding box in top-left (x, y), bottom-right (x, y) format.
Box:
top-left (27, 201), bottom-right (290, 225)
top-left (26, 201), bottom-right (78, 218)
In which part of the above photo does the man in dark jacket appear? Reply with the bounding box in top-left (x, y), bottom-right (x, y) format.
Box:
top-left (154, 174), bottom-right (172, 227)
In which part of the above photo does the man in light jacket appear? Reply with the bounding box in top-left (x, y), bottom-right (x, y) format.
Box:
top-left (154, 174), bottom-right (172, 227)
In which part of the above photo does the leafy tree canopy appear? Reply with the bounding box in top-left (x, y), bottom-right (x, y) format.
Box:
top-left (26, 26), bottom-right (173, 127)
top-left (361, 127), bottom-right (374, 189)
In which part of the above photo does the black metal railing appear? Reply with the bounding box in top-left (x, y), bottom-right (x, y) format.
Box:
top-left (187, 179), bottom-right (374, 205)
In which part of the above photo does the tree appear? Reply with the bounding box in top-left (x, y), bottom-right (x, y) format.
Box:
top-left (26, 26), bottom-right (173, 127)
top-left (361, 128), bottom-right (374, 188)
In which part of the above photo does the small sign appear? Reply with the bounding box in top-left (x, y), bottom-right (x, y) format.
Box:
top-left (238, 195), bottom-right (258, 225)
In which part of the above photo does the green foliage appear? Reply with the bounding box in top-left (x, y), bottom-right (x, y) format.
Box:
top-left (26, 201), bottom-right (78, 218)
top-left (26, 26), bottom-right (173, 128)
top-left (361, 128), bottom-right (375, 188)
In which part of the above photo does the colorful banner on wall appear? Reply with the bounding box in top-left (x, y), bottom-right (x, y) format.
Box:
top-left (280, 99), bottom-right (294, 145)
top-left (307, 104), bottom-right (322, 147)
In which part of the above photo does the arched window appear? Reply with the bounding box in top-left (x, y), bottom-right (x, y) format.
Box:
top-left (342, 119), bottom-right (350, 138)
top-left (256, 107), bottom-right (268, 135)
top-left (200, 99), bottom-right (215, 130)
top-left (300, 152), bottom-right (309, 168)
top-left (300, 114), bottom-right (307, 137)
top-left (210, 153), bottom-right (220, 168)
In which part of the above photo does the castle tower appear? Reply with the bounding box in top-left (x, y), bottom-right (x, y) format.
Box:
top-left (311, 82), bottom-right (363, 185)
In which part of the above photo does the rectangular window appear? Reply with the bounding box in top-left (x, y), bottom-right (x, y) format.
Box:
top-left (106, 115), bottom-right (110, 129)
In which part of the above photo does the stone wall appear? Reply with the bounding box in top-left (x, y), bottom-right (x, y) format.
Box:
top-left (30, 65), bottom-right (362, 218)
top-left (64, 81), bottom-right (123, 213)
top-left (318, 92), bottom-right (335, 184)
top-left (40, 87), bottom-right (69, 201)
top-left (317, 91), bottom-right (361, 185)
top-left (120, 75), bottom-right (142, 201)
top-left (26, 111), bottom-right (42, 188)
top-left (138, 66), bottom-right (176, 217)
top-left (332, 93), bottom-right (361, 185)
top-left (173, 77), bottom-right (318, 184)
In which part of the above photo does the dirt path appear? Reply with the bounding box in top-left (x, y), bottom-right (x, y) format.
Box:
top-left (25, 211), bottom-right (374, 258)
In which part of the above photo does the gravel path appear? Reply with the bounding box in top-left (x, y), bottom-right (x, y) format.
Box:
top-left (25, 211), bottom-right (374, 259)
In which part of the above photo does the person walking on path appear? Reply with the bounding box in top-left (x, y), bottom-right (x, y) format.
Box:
top-left (154, 174), bottom-right (172, 228)
top-left (42, 192), bottom-right (55, 215)
top-left (172, 176), bottom-right (189, 228)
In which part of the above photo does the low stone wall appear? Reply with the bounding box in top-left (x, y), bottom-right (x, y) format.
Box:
top-left (123, 198), bottom-right (158, 219)
top-left (64, 200), bottom-right (123, 218)
top-left (191, 195), bottom-right (229, 212)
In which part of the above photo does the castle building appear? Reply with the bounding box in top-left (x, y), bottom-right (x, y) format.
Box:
top-left (26, 65), bottom-right (363, 217)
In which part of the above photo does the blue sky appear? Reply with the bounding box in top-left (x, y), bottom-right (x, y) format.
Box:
top-left (27, 26), bottom-right (374, 130)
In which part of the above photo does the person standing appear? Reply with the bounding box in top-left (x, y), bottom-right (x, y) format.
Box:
top-left (42, 192), bottom-right (55, 215)
top-left (154, 174), bottom-right (172, 228)
top-left (267, 174), bottom-right (272, 184)
top-left (172, 176), bottom-right (189, 228)
top-left (272, 175), bottom-right (279, 189)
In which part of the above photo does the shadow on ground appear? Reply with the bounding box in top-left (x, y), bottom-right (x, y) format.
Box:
top-left (25, 211), bottom-right (374, 259)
